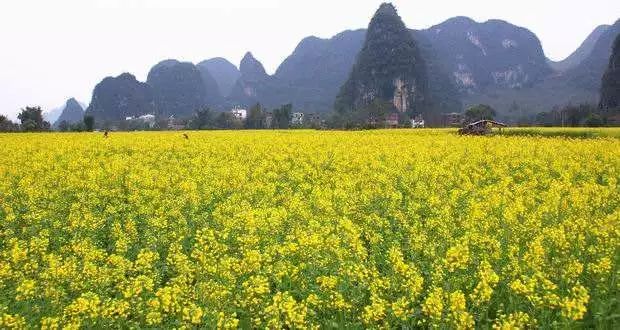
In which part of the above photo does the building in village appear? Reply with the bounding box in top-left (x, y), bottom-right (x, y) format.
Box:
top-left (305, 113), bottom-right (322, 128)
top-left (385, 113), bottom-right (399, 127)
top-left (231, 107), bottom-right (247, 120)
top-left (264, 112), bottom-right (273, 129)
top-left (125, 114), bottom-right (156, 128)
top-left (291, 112), bottom-right (304, 126)
top-left (411, 114), bottom-right (425, 128)
top-left (167, 115), bottom-right (186, 130)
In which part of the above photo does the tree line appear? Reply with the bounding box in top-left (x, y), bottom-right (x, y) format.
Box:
top-left (187, 104), bottom-right (295, 130)
top-left (0, 107), bottom-right (95, 132)
top-left (2, 102), bottom-right (618, 133)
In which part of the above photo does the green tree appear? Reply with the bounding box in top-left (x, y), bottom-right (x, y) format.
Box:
top-left (361, 99), bottom-right (393, 127)
top-left (83, 115), bottom-right (95, 132)
top-left (464, 104), bottom-right (496, 123)
top-left (584, 113), bottom-right (604, 127)
top-left (70, 122), bottom-right (86, 132)
top-left (246, 103), bottom-right (266, 129)
top-left (189, 108), bottom-right (214, 130)
top-left (0, 115), bottom-right (18, 132)
top-left (18, 106), bottom-right (50, 131)
top-left (273, 104), bottom-right (292, 129)
top-left (215, 112), bottom-right (241, 129)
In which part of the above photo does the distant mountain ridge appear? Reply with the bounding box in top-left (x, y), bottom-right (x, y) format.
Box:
top-left (566, 19), bottom-right (620, 92)
top-left (82, 10), bottom-right (620, 123)
top-left (549, 25), bottom-right (610, 72)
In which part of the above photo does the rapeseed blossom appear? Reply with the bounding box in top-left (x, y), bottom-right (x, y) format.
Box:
top-left (0, 129), bottom-right (618, 328)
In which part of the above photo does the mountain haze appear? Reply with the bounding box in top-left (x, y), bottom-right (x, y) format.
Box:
top-left (53, 98), bottom-right (84, 127)
top-left (229, 52), bottom-right (277, 106)
top-left (549, 25), bottom-right (610, 72)
top-left (197, 58), bottom-right (240, 98)
top-left (567, 19), bottom-right (620, 92)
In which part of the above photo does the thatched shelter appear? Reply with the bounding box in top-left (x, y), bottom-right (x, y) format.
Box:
top-left (458, 120), bottom-right (507, 135)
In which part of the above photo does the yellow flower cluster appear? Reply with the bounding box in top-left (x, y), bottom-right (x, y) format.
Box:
top-left (0, 129), bottom-right (618, 328)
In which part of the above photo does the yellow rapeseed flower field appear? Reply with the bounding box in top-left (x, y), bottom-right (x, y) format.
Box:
top-left (0, 129), bottom-right (618, 328)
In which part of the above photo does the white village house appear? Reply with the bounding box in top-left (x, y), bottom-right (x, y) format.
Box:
top-left (411, 115), bottom-right (425, 128)
top-left (125, 114), bottom-right (156, 128)
top-left (231, 107), bottom-right (247, 120)
top-left (291, 112), bottom-right (304, 125)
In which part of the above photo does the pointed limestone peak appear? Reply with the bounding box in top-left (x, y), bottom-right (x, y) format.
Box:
top-left (54, 97), bottom-right (84, 127)
top-left (242, 51), bottom-right (256, 62)
top-left (66, 97), bottom-right (80, 108)
top-left (335, 2), bottom-right (428, 115)
top-left (367, 3), bottom-right (408, 35)
top-left (375, 2), bottom-right (398, 17)
top-left (240, 51), bottom-right (268, 81)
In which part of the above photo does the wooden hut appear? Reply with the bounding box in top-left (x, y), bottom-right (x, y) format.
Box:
top-left (458, 120), bottom-right (507, 135)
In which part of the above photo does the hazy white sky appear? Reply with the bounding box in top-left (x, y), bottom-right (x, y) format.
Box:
top-left (1, 0), bottom-right (618, 119)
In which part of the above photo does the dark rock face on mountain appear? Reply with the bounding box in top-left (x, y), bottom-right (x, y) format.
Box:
top-left (413, 31), bottom-right (463, 113)
top-left (197, 58), bottom-right (241, 98)
top-left (422, 17), bottom-right (551, 93)
top-left (600, 34), bottom-right (620, 109)
top-left (335, 3), bottom-right (429, 115)
top-left (567, 20), bottom-right (620, 92)
top-left (86, 73), bottom-right (155, 121)
top-left (229, 52), bottom-right (275, 106)
top-left (147, 60), bottom-right (209, 117)
top-left (197, 66), bottom-right (223, 108)
top-left (549, 25), bottom-right (610, 72)
top-left (54, 98), bottom-right (84, 127)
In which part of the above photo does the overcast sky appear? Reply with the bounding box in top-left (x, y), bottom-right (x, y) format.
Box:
top-left (1, 0), bottom-right (618, 120)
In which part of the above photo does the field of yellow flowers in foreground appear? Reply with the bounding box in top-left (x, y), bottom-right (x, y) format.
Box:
top-left (0, 129), bottom-right (618, 329)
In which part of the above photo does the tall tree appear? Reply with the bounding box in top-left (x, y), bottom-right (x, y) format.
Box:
top-left (189, 107), bottom-right (214, 130)
top-left (214, 112), bottom-right (238, 129)
top-left (83, 115), bottom-right (95, 132)
top-left (246, 103), bottom-right (266, 129)
top-left (273, 104), bottom-right (292, 129)
top-left (18, 106), bottom-right (50, 131)
top-left (464, 104), bottom-right (497, 123)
